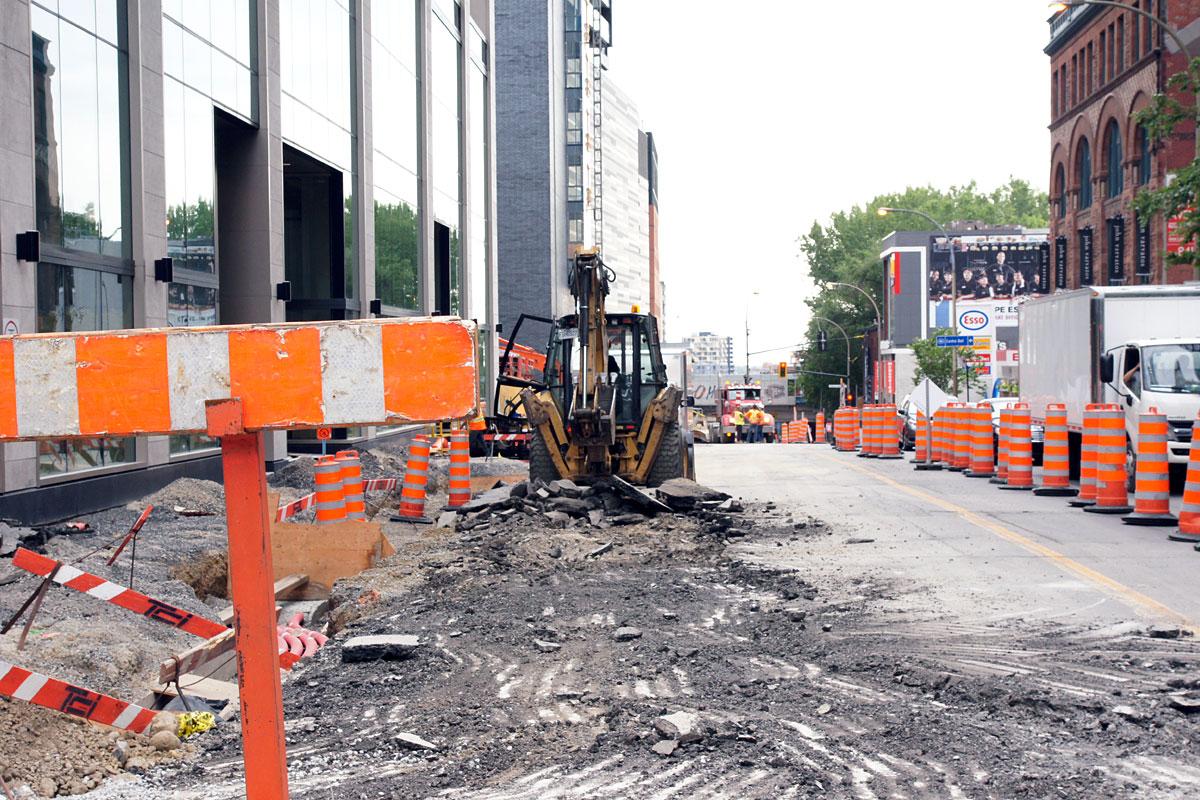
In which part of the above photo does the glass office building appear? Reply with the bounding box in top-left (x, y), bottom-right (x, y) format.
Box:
top-left (0, 0), bottom-right (498, 521)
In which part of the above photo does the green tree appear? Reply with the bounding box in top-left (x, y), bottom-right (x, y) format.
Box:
top-left (910, 328), bottom-right (985, 396)
top-left (798, 179), bottom-right (1048, 409)
top-left (374, 200), bottom-right (419, 309)
top-left (1134, 60), bottom-right (1200, 280)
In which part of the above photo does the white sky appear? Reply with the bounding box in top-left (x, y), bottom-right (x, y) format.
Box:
top-left (607, 1), bottom-right (1053, 366)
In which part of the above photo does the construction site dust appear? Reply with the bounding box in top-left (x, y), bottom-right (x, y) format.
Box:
top-left (2, 440), bottom-right (1200, 799)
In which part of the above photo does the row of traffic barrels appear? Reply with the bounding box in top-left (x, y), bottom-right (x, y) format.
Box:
top-left (827, 402), bottom-right (1200, 543)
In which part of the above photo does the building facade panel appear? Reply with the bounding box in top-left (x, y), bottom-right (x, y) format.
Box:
top-left (1048, 1), bottom-right (1200, 288)
top-left (0, 0), bottom-right (499, 521)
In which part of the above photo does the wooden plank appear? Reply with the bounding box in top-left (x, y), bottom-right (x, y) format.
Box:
top-left (159, 629), bottom-right (236, 685)
top-left (217, 574), bottom-right (308, 625)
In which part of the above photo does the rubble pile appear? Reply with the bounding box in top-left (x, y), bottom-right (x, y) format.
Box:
top-left (445, 476), bottom-right (748, 538)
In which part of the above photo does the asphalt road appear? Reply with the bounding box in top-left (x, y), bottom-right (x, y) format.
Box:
top-left (700, 441), bottom-right (1200, 634)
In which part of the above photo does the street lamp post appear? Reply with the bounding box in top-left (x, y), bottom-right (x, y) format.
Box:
top-left (1051, 1), bottom-right (1199, 158)
top-left (812, 315), bottom-right (852, 404)
top-left (744, 290), bottom-right (759, 383)
top-left (877, 206), bottom-right (960, 396)
top-left (828, 282), bottom-right (884, 402)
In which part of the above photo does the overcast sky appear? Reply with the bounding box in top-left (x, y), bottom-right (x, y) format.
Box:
top-left (607, 1), bottom-right (1053, 366)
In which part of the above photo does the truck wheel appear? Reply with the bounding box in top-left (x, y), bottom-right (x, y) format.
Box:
top-left (647, 422), bottom-right (685, 487)
top-left (528, 429), bottom-right (561, 484)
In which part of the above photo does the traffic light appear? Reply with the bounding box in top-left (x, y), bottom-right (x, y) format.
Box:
top-left (845, 390), bottom-right (856, 406)
top-left (817, 330), bottom-right (828, 352)
top-left (778, 362), bottom-right (788, 378)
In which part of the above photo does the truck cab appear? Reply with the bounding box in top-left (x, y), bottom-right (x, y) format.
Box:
top-left (1105, 339), bottom-right (1200, 464)
top-left (718, 383), bottom-right (764, 442)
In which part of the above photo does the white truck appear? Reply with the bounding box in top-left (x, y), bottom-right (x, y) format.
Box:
top-left (1020, 286), bottom-right (1200, 482)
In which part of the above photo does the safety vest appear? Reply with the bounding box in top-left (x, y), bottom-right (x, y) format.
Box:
top-left (732, 411), bottom-right (745, 425)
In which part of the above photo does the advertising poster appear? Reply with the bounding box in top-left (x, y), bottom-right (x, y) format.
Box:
top-left (927, 234), bottom-right (1047, 397)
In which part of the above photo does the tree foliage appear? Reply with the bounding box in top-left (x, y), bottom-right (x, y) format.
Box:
top-left (910, 328), bottom-right (985, 397)
top-left (798, 179), bottom-right (1048, 410)
top-left (1134, 60), bottom-right (1200, 278)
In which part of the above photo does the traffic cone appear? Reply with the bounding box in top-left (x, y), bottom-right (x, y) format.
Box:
top-left (991, 407), bottom-right (1010, 485)
top-left (1176, 412), bottom-right (1200, 543)
top-left (877, 404), bottom-right (902, 459)
top-left (1001, 403), bottom-right (1034, 490)
top-left (815, 411), bottom-right (826, 444)
top-left (1069, 404), bottom-right (1103, 508)
top-left (335, 450), bottom-right (366, 520)
top-left (393, 434), bottom-right (433, 523)
top-left (1123, 408), bottom-right (1176, 525)
top-left (1034, 403), bottom-right (1077, 497)
top-left (943, 405), bottom-right (963, 472)
top-left (1084, 404), bottom-right (1133, 514)
top-left (448, 428), bottom-right (472, 508)
top-left (914, 409), bottom-right (940, 470)
top-left (314, 456), bottom-right (346, 524)
top-left (965, 403), bottom-right (995, 478)
top-left (857, 405), bottom-right (875, 457)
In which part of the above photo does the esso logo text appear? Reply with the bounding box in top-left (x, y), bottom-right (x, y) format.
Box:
top-left (958, 311), bottom-right (988, 331)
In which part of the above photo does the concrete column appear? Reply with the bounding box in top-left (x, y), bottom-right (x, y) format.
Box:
top-left (0, 0), bottom-right (37, 491)
top-left (128, 0), bottom-right (173, 469)
top-left (418, 0), bottom-right (435, 314)
top-left (460, 0), bottom-right (474, 326)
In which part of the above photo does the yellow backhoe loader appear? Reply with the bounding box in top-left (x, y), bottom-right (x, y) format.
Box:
top-left (495, 250), bottom-right (692, 486)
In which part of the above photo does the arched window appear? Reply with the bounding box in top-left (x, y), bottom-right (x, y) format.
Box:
top-left (1137, 124), bottom-right (1151, 185)
top-left (1078, 138), bottom-right (1093, 209)
top-left (1105, 120), bottom-right (1123, 198)
top-left (1055, 164), bottom-right (1067, 219)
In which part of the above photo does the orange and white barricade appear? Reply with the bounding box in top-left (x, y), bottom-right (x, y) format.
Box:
top-left (815, 412), bottom-right (826, 444)
top-left (1034, 403), bottom-right (1076, 497)
top-left (1172, 411), bottom-right (1200, 543)
top-left (1083, 404), bottom-right (1132, 514)
top-left (878, 404), bottom-right (902, 459)
top-left (1001, 403), bottom-right (1034, 490)
top-left (1070, 404), bottom-right (1104, 508)
top-left (965, 403), bottom-right (994, 478)
top-left (1123, 408), bottom-right (1176, 525)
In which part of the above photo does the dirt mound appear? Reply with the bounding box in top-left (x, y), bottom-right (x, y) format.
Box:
top-left (170, 550), bottom-right (229, 602)
top-left (0, 698), bottom-right (195, 797)
top-left (131, 479), bottom-right (224, 516)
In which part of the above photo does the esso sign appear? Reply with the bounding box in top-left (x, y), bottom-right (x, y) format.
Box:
top-left (958, 310), bottom-right (989, 331)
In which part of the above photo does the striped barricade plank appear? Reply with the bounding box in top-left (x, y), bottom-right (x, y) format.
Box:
top-left (0, 661), bottom-right (156, 733)
top-left (0, 317), bottom-right (477, 441)
top-left (12, 548), bottom-right (227, 640)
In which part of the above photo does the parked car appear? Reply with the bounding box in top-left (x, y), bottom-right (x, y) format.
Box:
top-left (978, 397), bottom-right (1044, 465)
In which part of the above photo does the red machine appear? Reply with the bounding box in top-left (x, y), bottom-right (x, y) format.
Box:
top-left (717, 382), bottom-right (774, 443)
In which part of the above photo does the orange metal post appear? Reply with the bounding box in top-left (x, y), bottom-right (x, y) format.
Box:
top-left (206, 399), bottom-right (289, 800)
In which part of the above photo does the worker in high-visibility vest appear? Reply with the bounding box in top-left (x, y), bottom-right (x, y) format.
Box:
top-left (746, 406), bottom-right (765, 443)
top-left (732, 408), bottom-right (746, 442)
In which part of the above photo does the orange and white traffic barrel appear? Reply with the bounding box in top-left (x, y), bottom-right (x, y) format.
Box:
top-left (1001, 403), bottom-right (1034, 491)
top-left (1070, 404), bottom-right (1104, 508)
top-left (931, 406), bottom-right (947, 466)
top-left (1034, 403), bottom-right (1076, 497)
top-left (914, 409), bottom-right (940, 470)
top-left (965, 403), bottom-right (995, 478)
top-left (1173, 411), bottom-right (1200, 544)
top-left (815, 412), bottom-right (826, 444)
top-left (447, 428), bottom-right (471, 508)
top-left (336, 450), bottom-right (366, 520)
top-left (858, 405), bottom-right (877, 458)
top-left (944, 404), bottom-right (965, 472)
top-left (1083, 404), bottom-right (1133, 514)
top-left (991, 407), bottom-right (1010, 485)
top-left (878, 404), bottom-right (902, 459)
top-left (395, 434), bottom-right (433, 522)
top-left (1123, 407), bottom-right (1176, 525)
top-left (314, 455), bottom-right (346, 524)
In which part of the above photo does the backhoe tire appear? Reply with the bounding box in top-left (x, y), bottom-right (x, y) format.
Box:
top-left (646, 422), bottom-right (686, 488)
top-left (528, 429), bottom-right (561, 484)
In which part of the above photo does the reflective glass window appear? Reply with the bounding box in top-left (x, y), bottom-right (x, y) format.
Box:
top-left (35, 262), bottom-right (135, 477)
top-left (162, 0), bottom-right (255, 121)
top-left (432, 12), bottom-right (462, 313)
top-left (372, 0), bottom-right (420, 310)
top-left (468, 31), bottom-right (490, 396)
top-left (32, 4), bottom-right (128, 258)
top-left (1078, 138), bottom-right (1092, 209)
top-left (1137, 125), bottom-right (1151, 185)
top-left (1105, 120), bottom-right (1123, 198)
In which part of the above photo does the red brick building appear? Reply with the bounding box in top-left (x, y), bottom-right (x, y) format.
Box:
top-left (1047, 1), bottom-right (1199, 287)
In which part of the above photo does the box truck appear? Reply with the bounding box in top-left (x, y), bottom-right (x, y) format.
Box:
top-left (1019, 286), bottom-right (1200, 483)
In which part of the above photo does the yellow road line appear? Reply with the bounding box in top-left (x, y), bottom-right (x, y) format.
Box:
top-left (826, 452), bottom-right (1196, 631)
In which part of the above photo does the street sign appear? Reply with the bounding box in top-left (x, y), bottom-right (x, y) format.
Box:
top-left (935, 335), bottom-right (974, 347)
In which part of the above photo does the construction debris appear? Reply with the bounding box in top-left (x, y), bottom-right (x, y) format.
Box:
top-left (341, 634), bottom-right (421, 663)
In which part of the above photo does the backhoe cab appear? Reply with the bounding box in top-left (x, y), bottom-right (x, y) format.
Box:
top-left (496, 250), bottom-right (691, 486)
